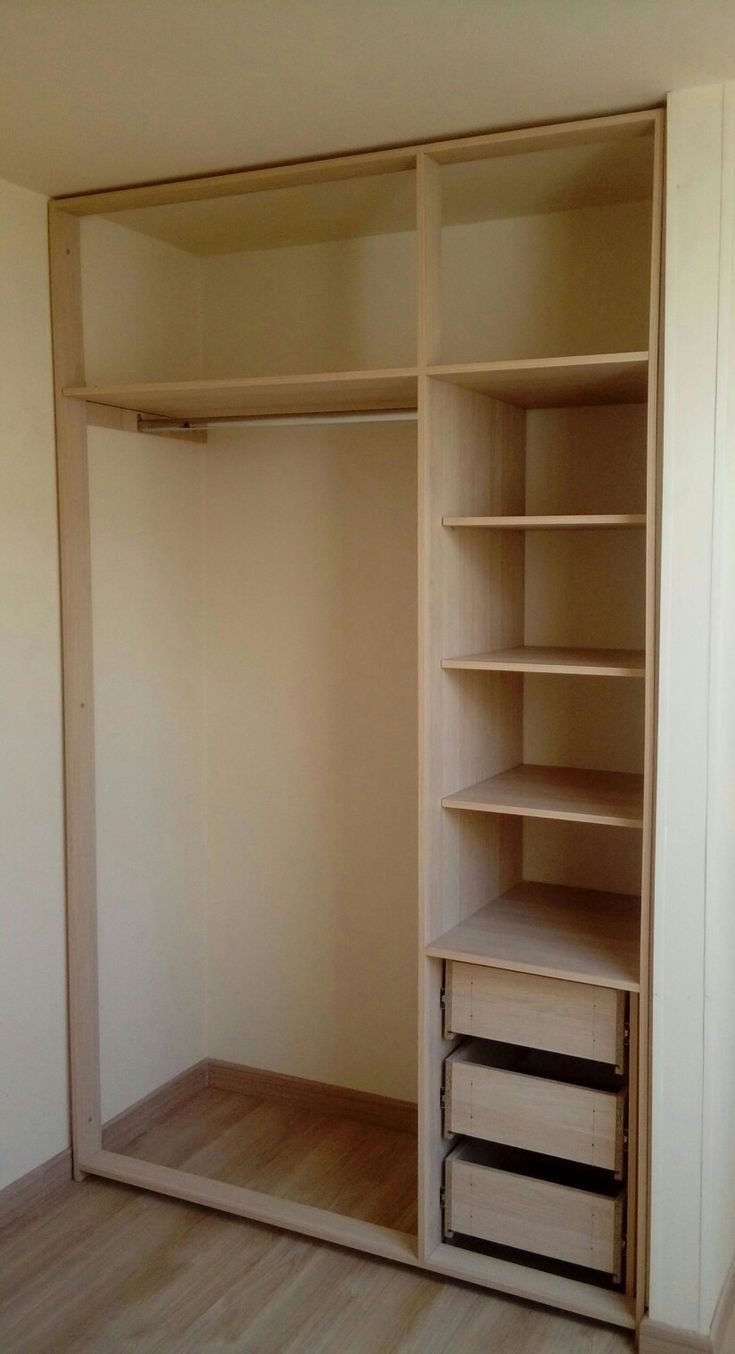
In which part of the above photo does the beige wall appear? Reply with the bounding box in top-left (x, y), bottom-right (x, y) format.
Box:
top-left (201, 232), bottom-right (416, 376)
top-left (89, 428), bottom-right (207, 1121)
top-left (440, 201), bottom-right (652, 363)
top-left (90, 417), bottom-right (418, 1109)
top-left (203, 423), bottom-right (418, 1099)
top-left (80, 216), bottom-right (201, 385)
top-left (0, 177), bottom-right (67, 1189)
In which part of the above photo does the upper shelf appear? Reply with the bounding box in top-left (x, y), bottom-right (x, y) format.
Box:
top-left (427, 352), bottom-right (648, 407)
top-left (64, 368), bottom-right (420, 421)
top-left (64, 353), bottom-right (648, 422)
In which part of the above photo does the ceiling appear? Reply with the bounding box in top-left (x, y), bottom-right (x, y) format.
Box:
top-left (0, 0), bottom-right (733, 200)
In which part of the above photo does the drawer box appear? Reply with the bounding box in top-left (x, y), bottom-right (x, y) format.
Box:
top-left (444, 962), bottom-right (626, 1068)
top-left (444, 1140), bottom-right (624, 1277)
top-left (444, 1040), bottom-right (626, 1173)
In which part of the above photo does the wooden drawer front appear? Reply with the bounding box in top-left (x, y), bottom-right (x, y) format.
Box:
top-left (445, 1148), bottom-right (624, 1276)
top-left (445, 1052), bottom-right (625, 1172)
top-left (444, 963), bottom-right (625, 1066)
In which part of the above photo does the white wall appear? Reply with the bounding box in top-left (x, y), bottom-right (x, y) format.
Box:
top-left (650, 82), bottom-right (735, 1336)
top-left (0, 177), bottom-right (68, 1189)
top-left (700, 81), bottom-right (735, 1331)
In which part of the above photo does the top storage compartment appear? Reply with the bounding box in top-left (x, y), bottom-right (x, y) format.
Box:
top-left (431, 124), bottom-right (655, 365)
top-left (79, 169), bottom-right (417, 386)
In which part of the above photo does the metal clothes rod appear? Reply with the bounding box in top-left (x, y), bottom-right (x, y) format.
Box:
top-left (138, 408), bottom-right (418, 434)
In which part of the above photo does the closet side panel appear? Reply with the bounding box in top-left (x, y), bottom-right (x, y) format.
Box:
top-left (89, 428), bottom-right (207, 1121)
top-left (203, 423), bottom-right (418, 1102)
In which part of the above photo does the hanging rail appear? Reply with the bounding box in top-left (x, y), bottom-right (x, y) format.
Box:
top-left (137, 408), bottom-right (418, 435)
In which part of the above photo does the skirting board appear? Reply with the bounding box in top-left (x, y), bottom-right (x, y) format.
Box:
top-left (639, 1324), bottom-right (713, 1353)
top-left (0, 1148), bottom-right (72, 1231)
top-left (101, 1059), bottom-right (209, 1152)
top-left (207, 1059), bottom-right (418, 1135)
top-left (711, 1257), bottom-right (735, 1354)
top-left (0, 1059), bottom-right (209, 1229)
top-left (640, 1254), bottom-right (735, 1353)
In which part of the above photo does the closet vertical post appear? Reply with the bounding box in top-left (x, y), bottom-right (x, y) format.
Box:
top-left (634, 104), bottom-right (665, 1320)
top-left (48, 204), bottom-right (102, 1174)
top-left (416, 149), bottom-right (442, 1259)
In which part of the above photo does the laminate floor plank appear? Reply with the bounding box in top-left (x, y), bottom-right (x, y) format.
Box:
top-left (120, 1087), bottom-right (418, 1232)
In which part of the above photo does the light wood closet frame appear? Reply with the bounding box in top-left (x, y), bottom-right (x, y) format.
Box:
top-left (49, 106), bottom-right (663, 1334)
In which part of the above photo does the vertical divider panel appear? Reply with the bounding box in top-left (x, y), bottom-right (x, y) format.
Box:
top-left (626, 992), bottom-right (640, 1297)
top-left (418, 373), bottom-right (526, 1256)
top-left (638, 107), bottom-right (666, 1319)
top-left (48, 205), bottom-right (102, 1172)
top-left (417, 154), bottom-right (442, 366)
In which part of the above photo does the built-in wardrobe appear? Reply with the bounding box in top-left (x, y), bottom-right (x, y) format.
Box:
top-left (49, 106), bottom-right (662, 1333)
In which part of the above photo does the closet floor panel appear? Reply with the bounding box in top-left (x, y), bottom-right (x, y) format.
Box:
top-left (118, 1087), bottom-right (418, 1234)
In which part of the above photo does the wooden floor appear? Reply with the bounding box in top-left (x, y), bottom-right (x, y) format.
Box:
top-left (0, 1088), bottom-right (635, 1352)
top-left (119, 1086), bottom-right (418, 1233)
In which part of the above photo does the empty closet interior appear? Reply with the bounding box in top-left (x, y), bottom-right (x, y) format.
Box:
top-left (52, 106), bottom-right (662, 1333)
top-left (80, 172), bottom-right (421, 1239)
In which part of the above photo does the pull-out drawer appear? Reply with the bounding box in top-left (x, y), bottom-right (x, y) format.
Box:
top-left (444, 962), bottom-right (626, 1068)
top-left (444, 1140), bottom-right (624, 1278)
top-left (444, 1040), bottom-right (626, 1173)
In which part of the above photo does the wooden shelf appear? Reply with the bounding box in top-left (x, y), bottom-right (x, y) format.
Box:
top-left (427, 352), bottom-right (648, 408)
top-left (64, 355), bottom-right (647, 421)
top-left (441, 646), bottom-right (645, 677)
top-left (63, 367), bottom-right (420, 420)
top-left (443, 514), bottom-right (646, 529)
top-left (426, 880), bottom-right (640, 990)
top-left (442, 764), bottom-right (644, 827)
